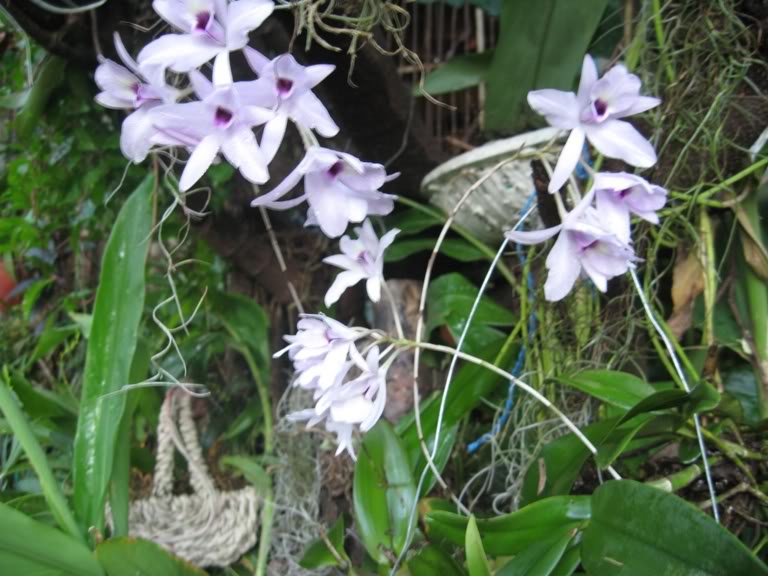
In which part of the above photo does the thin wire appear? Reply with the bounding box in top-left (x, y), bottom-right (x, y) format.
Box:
top-left (630, 267), bottom-right (720, 522)
top-left (392, 201), bottom-right (538, 574)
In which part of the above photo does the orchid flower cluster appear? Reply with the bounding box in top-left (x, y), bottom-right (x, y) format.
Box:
top-left (94, 0), bottom-right (403, 457)
top-left (507, 55), bottom-right (668, 301)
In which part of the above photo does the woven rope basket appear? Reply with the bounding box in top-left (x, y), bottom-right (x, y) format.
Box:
top-left (125, 390), bottom-right (260, 568)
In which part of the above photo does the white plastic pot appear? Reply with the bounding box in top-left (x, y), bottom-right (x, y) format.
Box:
top-left (420, 127), bottom-right (564, 242)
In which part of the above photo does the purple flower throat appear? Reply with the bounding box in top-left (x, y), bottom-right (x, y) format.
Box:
top-left (214, 107), bottom-right (233, 127)
top-left (195, 11), bottom-right (211, 32)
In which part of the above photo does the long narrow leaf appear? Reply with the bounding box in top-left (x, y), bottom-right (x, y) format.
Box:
top-left (72, 175), bottom-right (153, 534)
top-left (0, 502), bottom-right (103, 576)
top-left (0, 367), bottom-right (81, 541)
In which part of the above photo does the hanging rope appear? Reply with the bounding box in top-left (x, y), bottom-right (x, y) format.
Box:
top-left (123, 389), bottom-right (260, 568)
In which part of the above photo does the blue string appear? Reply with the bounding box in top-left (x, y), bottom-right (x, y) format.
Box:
top-left (467, 190), bottom-right (538, 454)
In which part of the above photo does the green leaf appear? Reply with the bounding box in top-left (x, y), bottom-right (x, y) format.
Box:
top-left (22, 277), bottom-right (53, 321)
top-left (208, 290), bottom-right (270, 387)
top-left (466, 516), bottom-right (492, 576)
top-left (549, 540), bottom-right (582, 576)
top-left (386, 208), bottom-right (442, 236)
top-left (582, 480), bottom-right (768, 575)
top-left (299, 516), bottom-right (348, 570)
top-left (427, 273), bottom-right (516, 355)
top-left (95, 537), bottom-right (207, 576)
top-left (353, 420), bottom-right (417, 566)
top-left (425, 496), bottom-right (591, 557)
top-left (0, 502), bottom-right (103, 576)
top-left (618, 389), bottom-right (689, 425)
top-left (496, 531), bottom-right (573, 576)
top-left (418, 51), bottom-right (494, 96)
top-left (109, 340), bottom-right (151, 538)
top-left (485, 0), bottom-right (610, 131)
top-left (7, 370), bottom-right (77, 420)
top-left (688, 381), bottom-right (721, 414)
top-left (595, 414), bottom-right (656, 469)
top-left (407, 545), bottom-right (466, 576)
top-left (556, 370), bottom-right (656, 411)
top-left (385, 238), bottom-right (487, 263)
top-left (72, 175), bottom-right (153, 535)
top-left (399, 337), bottom-right (517, 493)
top-left (723, 367), bottom-right (762, 427)
top-left (0, 369), bottom-right (81, 541)
top-left (521, 418), bottom-right (617, 505)
top-left (220, 455), bottom-right (271, 494)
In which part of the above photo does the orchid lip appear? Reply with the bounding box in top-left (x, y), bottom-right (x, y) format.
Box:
top-left (276, 77), bottom-right (294, 96)
top-left (328, 161), bottom-right (344, 178)
top-left (195, 11), bottom-right (211, 32)
top-left (594, 98), bottom-right (608, 117)
top-left (214, 106), bottom-right (234, 127)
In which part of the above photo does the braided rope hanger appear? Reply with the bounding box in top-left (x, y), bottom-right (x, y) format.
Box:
top-left (125, 389), bottom-right (260, 568)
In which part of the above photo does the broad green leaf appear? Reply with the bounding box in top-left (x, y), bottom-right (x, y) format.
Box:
top-left (688, 381), bottom-right (721, 414)
top-left (556, 370), bottom-right (655, 411)
top-left (299, 516), bottom-right (348, 570)
top-left (424, 496), bottom-right (591, 557)
top-left (407, 544), bottom-right (466, 576)
top-left (0, 369), bottom-right (81, 541)
top-left (521, 418), bottom-right (617, 505)
top-left (385, 238), bottom-right (486, 263)
top-left (723, 368), bottom-right (762, 427)
top-left (582, 480), bottom-right (768, 575)
top-left (485, 0), bottom-right (610, 131)
top-left (496, 531), bottom-right (573, 576)
top-left (427, 273), bottom-right (516, 355)
top-left (353, 420), bottom-right (417, 566)
top-left (72, 175), bottom-right (153, 535)
top-left (95, 537), bottom-right (206, 576)
top-left (618, 389), bottom-right (689, 425)
top-left (386, 208), bottom-right (442, 236)
top-left (418, 51), bottom-right (494, 96)
top-left (0, 502), bottom-right (103, 576)
top-left (466, 515), bottom-right (492, 576)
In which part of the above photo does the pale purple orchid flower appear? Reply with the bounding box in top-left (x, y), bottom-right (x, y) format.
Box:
top-left (150, 70), bottom-right (273, 191)
top-left (506, 190), bottom-right (636, 301)
top-left (94, 33), bottom-right (180, 163)
top-left (250, 146), bottom-right (397, 238)
top-left (241, 48), bottom-right (339, 162)
top-left (323, 219), bottom-right (399, 307)
top-left (288, 346), bottom-right (388, 459)
top-left (593, 172), bottom-right (668, 243)
top-left (138, 0), bottom-right (274, 87)
top-left (528, 55), bottom-right (661, 192)
top-left (274, 314), bottom-right (360, 391)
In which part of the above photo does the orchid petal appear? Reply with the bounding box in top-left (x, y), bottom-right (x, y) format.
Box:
top-left (212, 51), bottom-right (233, 86)
top-left (225, 0), bottom-right (274, 49)
top-left (113, 32), bottom-right (141, 76)
top-left (366, 276), bottom-right (381, 303)
top-left (577, 54), bottom-right (598, 106)
top-left (325, 270), bottom-right (366, 306)
top-left (548, 127), bottom-right (585, 192)
top-left (260, 114), bottom-right (288, 163)
top-left (188, 69), bottom-right (214, 100)
top-left (243, 46), bottom-right (269, 74)
top-left (220, 127), bottom-right (269, 184)
top-left (595, 189), bottom-right (631, 243)
top-left (505, 225), bottom-right (563, 245)
top-left (585, 119), bottom-right (657, 167)
top-left (138, 34), bottom-right (221, 83)
top-left (527, 89), bottom-right (580, 129)
top-left (180, 133), bottom-right (221, 191)
top-left (543, 232), bottom-right (582, 301)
